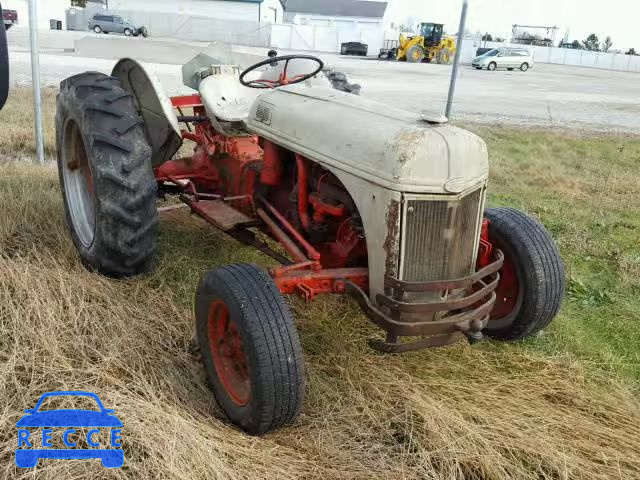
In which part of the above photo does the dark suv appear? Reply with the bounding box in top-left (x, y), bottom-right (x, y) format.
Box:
top-left (89, 14), bottom-right (148, 37)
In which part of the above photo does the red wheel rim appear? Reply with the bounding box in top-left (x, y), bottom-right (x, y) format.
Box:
top-left (491, 243), bottom-right (521, 319)
top-left (208, 301), bottom-right (251, 406)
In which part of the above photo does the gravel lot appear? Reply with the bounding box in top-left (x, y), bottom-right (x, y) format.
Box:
top-left (6, 28), bottom-right (640, 132)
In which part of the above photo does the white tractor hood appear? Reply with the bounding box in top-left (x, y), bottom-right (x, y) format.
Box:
top-left (247, 85), bottom-right (489, 194)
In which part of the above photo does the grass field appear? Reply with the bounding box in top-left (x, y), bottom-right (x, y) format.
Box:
top-left (0, 88), bottom-right (639, 479)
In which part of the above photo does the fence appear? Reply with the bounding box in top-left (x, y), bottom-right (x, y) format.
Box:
top-left (460, 39), bottom-right (640, 73)
top-left (64, 7), bottom-right (640, 73)
top-left (66, 7), bottom-right (271, 48)
top-left (271, 23), bottom-right (385, 55)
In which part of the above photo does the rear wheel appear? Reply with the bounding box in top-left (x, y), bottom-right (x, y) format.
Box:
top-left (406, 45), bottom-right (425, 63)
top-left (488, 62), bottom-right (497, 71)
top-left (484, 208), bottom-right (565, 340)
top-left (56, 72), bottom-right (157, 277)
top-left (195, 264), bottom-right (305, 434)
top-left (520, 62), bottom-right (530, 71)
top-left (438, 48), bottom-right (452, 64)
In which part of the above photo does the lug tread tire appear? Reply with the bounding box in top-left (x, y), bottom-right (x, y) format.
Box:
top-left (484, 208), bottom-right (565, 340)
top-left (56, 72), bottom-right (157, 277)
top-left (406, 45), bottom-right (425, 63)
top-left (196, 264), bottom-right (305, 435)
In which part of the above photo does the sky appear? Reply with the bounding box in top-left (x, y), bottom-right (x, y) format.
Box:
top-left (384, 0), bottom-right (639, 51)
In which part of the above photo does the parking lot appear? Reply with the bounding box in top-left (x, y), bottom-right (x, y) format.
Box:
top-left (6, 28), bottom-right (640, 132)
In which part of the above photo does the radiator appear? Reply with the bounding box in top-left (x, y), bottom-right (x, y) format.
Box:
top-left (400, 188), bottom-right (485, 283)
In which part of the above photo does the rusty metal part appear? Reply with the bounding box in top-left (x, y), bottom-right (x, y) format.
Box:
top-left (273, 267), bottom-right (368, 300)
top-left (344, 250), bottom-right (504, 353)
top-left (384, 250), bottom-right (503, 292)
top-left (186, 199), bottom-right (257, 232)
top-left (257, 208), bottom-right (308, 263)
top-left (259, 196), bottom-right (322, 262)
top-left (228, 229), bottom-right (292, 267)
top-left (295, 154), bottom-right (311, 232)
top-left (383, 200), bottom-right (401, 294)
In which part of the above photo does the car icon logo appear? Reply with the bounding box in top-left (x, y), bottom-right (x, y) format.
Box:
top-left (16, 391), bottom-right (124, 468)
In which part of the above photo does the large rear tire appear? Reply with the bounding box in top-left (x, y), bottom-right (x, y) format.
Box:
top-left (438, 48), bottom-right (452, 64)
top-left (484, 208), bottom-right (565, 340)
top-left (56, 72), bottom-right (157, 277)
top-left (195, 264), bottom-right (305, 434)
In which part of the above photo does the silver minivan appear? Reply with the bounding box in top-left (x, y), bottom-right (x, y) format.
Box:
top-left (472, 48), bottom-right (533, 71)
top-left (89, 14), bottom-right (148, 37)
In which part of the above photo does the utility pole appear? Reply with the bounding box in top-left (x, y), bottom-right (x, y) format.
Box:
top-left (445, 0), bottom-right (469, 119)
top-left (28, 0), bottom-right (44, 163)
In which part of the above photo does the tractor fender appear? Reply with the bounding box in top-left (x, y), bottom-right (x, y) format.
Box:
top-left (112, 58), bottom-right (182, 167)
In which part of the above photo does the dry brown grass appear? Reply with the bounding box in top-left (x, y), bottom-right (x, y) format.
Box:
top-left (1, 88), bottom-right (639, 479)
top-left (0, 88), bottom-right (57, 162)
top-left (0, 163), bottom-right (639, 480)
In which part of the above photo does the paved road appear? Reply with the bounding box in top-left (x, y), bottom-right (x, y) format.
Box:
top-left (7, 28), bottom-right (640, 132)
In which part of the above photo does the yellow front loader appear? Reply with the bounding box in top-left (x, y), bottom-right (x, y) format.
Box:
top-left (397, 23), bottom-right (456, 64)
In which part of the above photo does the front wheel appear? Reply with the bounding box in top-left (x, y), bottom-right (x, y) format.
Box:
top-left (195, 264), bottom-right (305, 434)
top-left (484, 208), bottom-right (565, 341)
top-left (406, 45), bottom-right (425, 63)
top-left (520, 62), bottom-right (530, 72)
top-left (124, 28), bottom-right (132, 37)
top-left (93, 25), bottom-right (102, 34)
top-left (488, 62), bottom-right (497, 71)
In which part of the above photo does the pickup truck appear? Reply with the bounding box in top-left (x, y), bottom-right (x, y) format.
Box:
top-left (3, 8), bottom-right (17, 30)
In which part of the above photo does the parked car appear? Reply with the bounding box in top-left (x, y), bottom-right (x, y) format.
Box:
top-left (89, 14), bottom-right (148, 37)
top-left (472, 48), bottom-right (533, 71)
top-left (341, 42), bottom-right (368, 56)
top-left (3, 8), bottom-right (17, 30)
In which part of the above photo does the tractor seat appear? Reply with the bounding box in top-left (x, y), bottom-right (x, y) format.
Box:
top-left (198, 65), bottom-right (262, 122)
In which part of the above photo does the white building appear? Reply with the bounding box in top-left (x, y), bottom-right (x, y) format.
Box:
top-left (283, 0), bottom-right (387, 28)
top-left (107, 0), bottom-right (284, 24)
top-left (280, 0), bottom-right (388, 54)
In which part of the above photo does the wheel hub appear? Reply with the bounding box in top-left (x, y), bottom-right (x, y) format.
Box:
top-left (62, 119), bottom-right (96, 248)
top-left (490, 241), bottom-right (521, 320)
top-left (208, 301), bottom-right (250, 406)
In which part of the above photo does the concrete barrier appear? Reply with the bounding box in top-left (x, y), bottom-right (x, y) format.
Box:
top-left (73, 35), bottom-right (208, 64)
top-left (74, 35), bottom-right (267, 68)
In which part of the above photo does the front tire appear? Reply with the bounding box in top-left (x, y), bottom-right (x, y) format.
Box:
top-left (93, 25), bottom-right (102, 34)
top-left (56, 72), bottom-right (157, 277)
top-left (484, 208), bottom-right (565, 340)
top-left (195, 264), bottom-right (305, 435)
top-left (406, 45), bottom-right (425, 63)
top-left (520, 62), bottom-right (530, 71)
top-left (124, 28), bottom-right (132, 37)
top-left (488, 62), bottom-right (497, 71)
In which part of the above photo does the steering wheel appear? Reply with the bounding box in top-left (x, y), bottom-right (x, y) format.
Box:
top-left (239, 55), bottom-right (324, 89)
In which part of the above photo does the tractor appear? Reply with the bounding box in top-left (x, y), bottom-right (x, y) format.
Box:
top-left (55, 49), bottom-right (565, 435)
top-left (397, 22), bottom-right (456, 64)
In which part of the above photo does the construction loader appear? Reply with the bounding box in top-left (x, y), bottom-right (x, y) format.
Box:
top-left (397, 22), bottom-right (456, 64)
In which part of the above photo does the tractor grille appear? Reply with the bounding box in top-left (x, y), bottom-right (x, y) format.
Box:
top-left (401, 189), bottom-right (484, 283)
